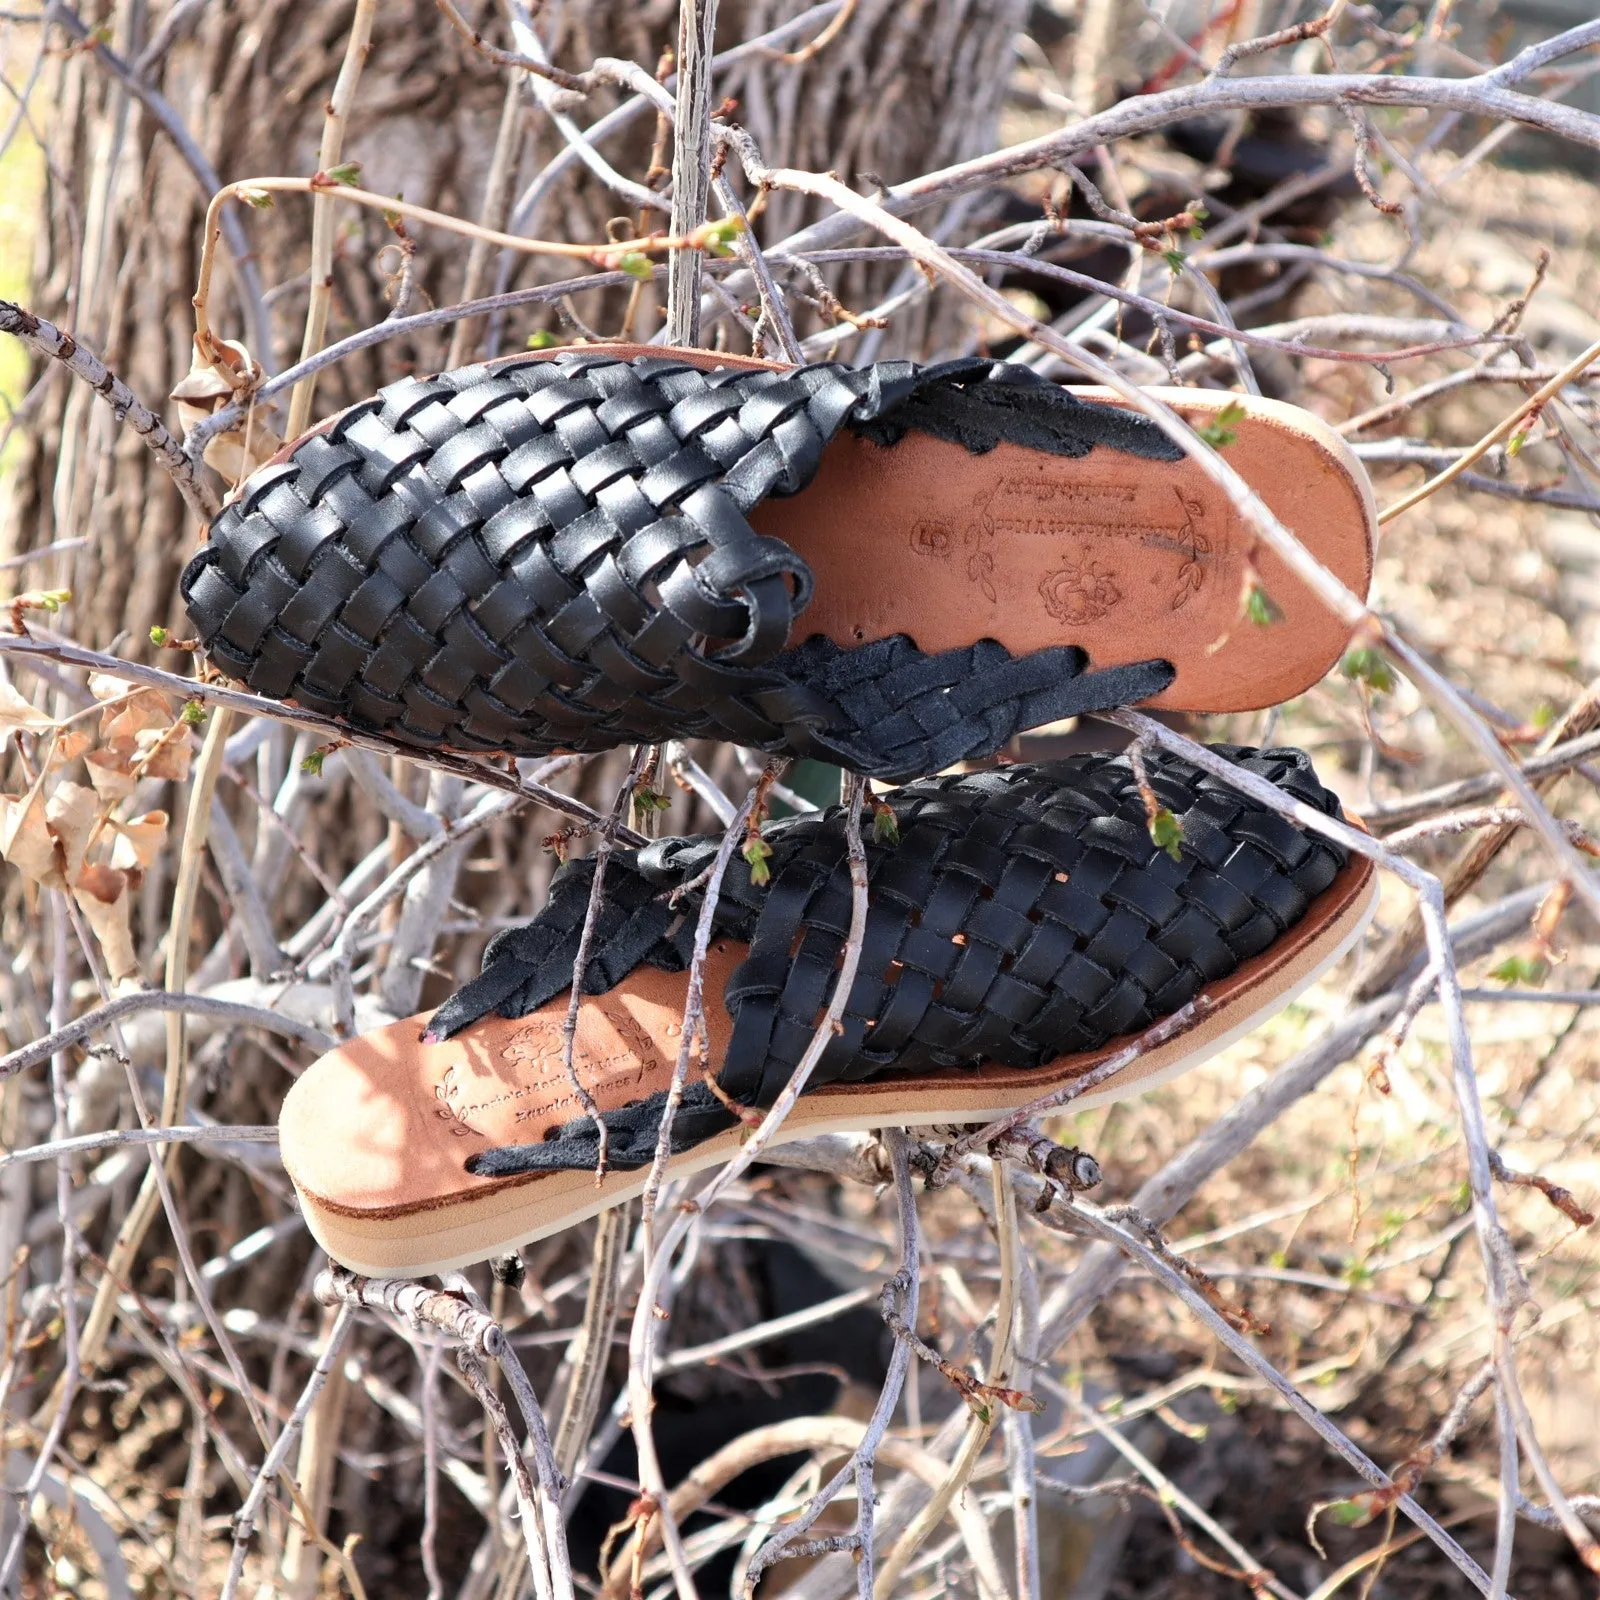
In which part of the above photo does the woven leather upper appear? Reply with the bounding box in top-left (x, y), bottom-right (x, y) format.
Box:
top-left (181, 351), bottom-right (1180, 779)
top-left (432, 745), bottom-right (1352, 1176)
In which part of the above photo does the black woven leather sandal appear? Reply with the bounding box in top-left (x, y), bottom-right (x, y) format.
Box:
top-left (280, 744), bottom-right (1376, 1275)
top-left (182, 345), bottom-right (1375, 781)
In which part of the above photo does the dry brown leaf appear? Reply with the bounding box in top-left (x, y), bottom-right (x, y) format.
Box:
top-left (133, 723), bottom-right (195, 782)
top-left (0, 681), bottom-right (55, 746)
top-left (45, 781), bottom-right (99, 882)
top-left (74, 861), bottom-right (124, 904)
top-left (47, 727), bottom-right (93, 768)
top-left (73, 863), bottom-right (137, 981)
top-left (84, 747), bottom-right (137, 803)
top-left (0, 781), bottom-right (58, 886)
top-left (171, 337), bottom-right (285, 482)
top-left (109, 810), bottom-right (169, 873)
top-left (100, 688), bottom-right (171, 747)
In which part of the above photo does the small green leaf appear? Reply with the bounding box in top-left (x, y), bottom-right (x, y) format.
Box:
top-left (1489, 952), bottom-right (1549, 987)
top-left (872, 802), bottom-right (900, 847)
top-left (525, 330), bottom-right (558, 350)
top-left (1188, 223), bottom-right (1204, 241)
top-left (1196, 399), bottom-right (1248, 449)
top-left (180, 700), bottom-right (207, 728)
top-left (149, 625), bottom-right (169, 647)
top-left (1340, 645), bottom-right (1398, 694)
top-left (743, 833), bottom-right (773, 887)
top-left (238, 186), bottom-right (275, 210)
top-left (1162, 247), bottom-right (1185, 274)
top-left (1188, 201), bottom-right (1209, 222)
top-left (1148, 806), bottom-right (1183, 862)
top-left (1244, 583), bottom-right (1283, 627)
top-left (632, 784), bottom-right (672, 814)
top-left (1327, 1499), bottom-right (1370, 1526)
top-left (619, 251), bottom-right (653, 281)
top-left (1375, 1210), bottom-right (1407, 1248)
top-left (703, 216), bottom-right (745, 258)
top-left (300, 748), bottom-right (327, 777)
top-left (324, 161), bottom-right (363, 187)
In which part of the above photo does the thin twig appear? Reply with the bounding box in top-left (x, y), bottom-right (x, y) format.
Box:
top-left (0, 989), bottom-right (334, 1078)
top-left (284, 0), bottom-right (377, 438)
top-left (0, 299), bottom-right (218, 519)
top-left (218, 1307), bottom-right (355, 1600)
top-left (191, 175), bottom-right (746, 378)
top-left (872, 1155), bottom-right (1020, 1599)
top-left (935, 997), bottom-right (1209, 1173)
top-left (551, 1204), bottom-right (629, 1478)
top-left (625, 775), bottom-right (867, 1600)
top-left (0, 1125), bottom-right (277, 1171)
top-left (1379, 330), bottom-right (1600, 524)
top-left (0, 631), bottom-right (638, 842)
top-left (547, 751), bottom-right (650, 1177)
top-left (742, 1130), bottom-right (921, 1596)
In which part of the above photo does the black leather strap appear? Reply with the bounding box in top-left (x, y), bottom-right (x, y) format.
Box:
top-left (438, 745), bottom-right (1351, 1177)
top-left (182, 351), bottom-right (1179, 779)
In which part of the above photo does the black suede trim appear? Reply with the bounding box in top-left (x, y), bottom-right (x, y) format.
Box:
top-left (761, 635), bottom-right (1175, 782)
top-left (465, 1082), bottom-right (737, 1175)
top-left (848, 357), bottom-right (1185, 461)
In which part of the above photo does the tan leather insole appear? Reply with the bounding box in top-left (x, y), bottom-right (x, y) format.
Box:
top-left (755, 386), bottom-right (1376, 713)
top-left (281, 853), bottom-right (1376, 1275)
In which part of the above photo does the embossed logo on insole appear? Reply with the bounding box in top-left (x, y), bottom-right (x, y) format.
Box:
top-left (1038, 561), bottom-right (1121, 623)
top-left (907, 479), bottom-right (1218, 616)
top-left (433, 1005), bottom-right (676, 1138)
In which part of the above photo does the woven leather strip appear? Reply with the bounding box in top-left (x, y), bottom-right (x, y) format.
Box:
top-left (181, 352), bottom-right (1179, 780)
top-left (439, 745), bottom-right (1351, 1177)
top-left (769, 637), bottom-right (1173, 780)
